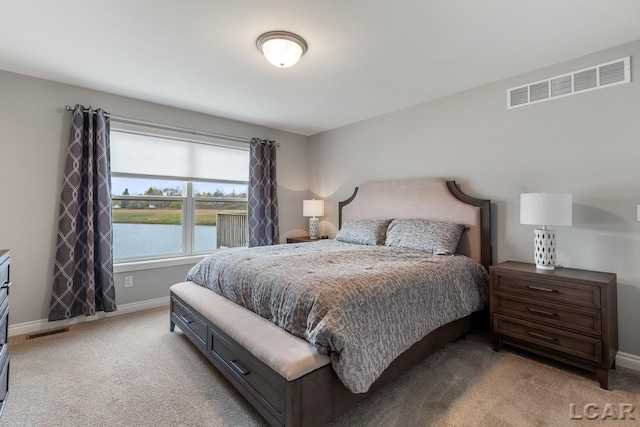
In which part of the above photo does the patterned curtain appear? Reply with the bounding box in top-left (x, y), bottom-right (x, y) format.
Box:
top-left (248, 138), bottom-right (279, 247)
top-left (49, 105), bottom-right (116, 321)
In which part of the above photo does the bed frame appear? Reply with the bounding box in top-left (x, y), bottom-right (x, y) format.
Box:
top-left (170, 178), bottom-right (491, 426)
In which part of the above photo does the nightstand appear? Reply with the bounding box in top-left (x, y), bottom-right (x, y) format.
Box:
top-left (490, 261), bottom-right (617, 389)
top-left (286, 236), bottom-right (321, 243)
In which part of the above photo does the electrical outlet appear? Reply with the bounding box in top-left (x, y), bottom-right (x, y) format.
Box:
top-left (124, 276), bottom-right (133, 288)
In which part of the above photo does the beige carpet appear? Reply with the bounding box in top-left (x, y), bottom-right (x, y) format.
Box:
top-left (3, 307), bottom-right (639, 426)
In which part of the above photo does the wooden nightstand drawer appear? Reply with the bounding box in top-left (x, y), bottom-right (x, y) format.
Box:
top-left (493, 274), bottom-right (600, 309)
top-left (286, 236), bottom-right (321, 243)
top-left (494, 293), bottom-right (601, 336)
top-left (494, 314), bottom-right (603, 363)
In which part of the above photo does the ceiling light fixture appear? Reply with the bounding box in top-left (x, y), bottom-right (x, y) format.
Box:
top-left (256, 31), bottom-right (308, 68)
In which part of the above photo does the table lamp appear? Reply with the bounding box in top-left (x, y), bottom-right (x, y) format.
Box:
top-left (520, 193), bottom-right (572, 270)
top-left (303, 199), bottom-right (324, 239)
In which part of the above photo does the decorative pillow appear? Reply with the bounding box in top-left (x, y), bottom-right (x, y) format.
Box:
top-left (335, 219), bottom-right (392, 246)
top-left (384, 219), bottom-right (465, 255)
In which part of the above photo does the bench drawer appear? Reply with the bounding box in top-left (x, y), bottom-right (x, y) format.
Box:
top-left (172, 298), bottom-right (207, 347)
top-left (210, 327), bottom-right (286, 423)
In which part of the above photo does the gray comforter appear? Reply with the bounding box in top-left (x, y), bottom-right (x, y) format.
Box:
top-left (186, 239), bottom-right (488, 393)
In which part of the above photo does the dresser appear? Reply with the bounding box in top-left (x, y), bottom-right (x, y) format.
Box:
top-left (490, 261), bottom-right (617, 389)
top-left (0, 250), bottom-right (10, 417)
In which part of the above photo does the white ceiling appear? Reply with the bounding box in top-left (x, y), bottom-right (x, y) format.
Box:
top-left (1, 1), bottom-right (640, 136)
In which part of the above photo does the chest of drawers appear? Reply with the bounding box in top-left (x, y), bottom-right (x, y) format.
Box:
top-left (0, 250), bottom-right (11, 417)
top-left (490, 261), bottom-right (617, 389)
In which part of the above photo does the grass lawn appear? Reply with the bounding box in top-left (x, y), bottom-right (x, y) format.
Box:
top-left (112, 209), bottom-right (245, 226)
top-left (113, 209), bottom-right (183, 225)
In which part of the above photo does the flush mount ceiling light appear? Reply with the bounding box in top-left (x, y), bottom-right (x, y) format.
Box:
top-left (256, 31), bottom-right (308, 68)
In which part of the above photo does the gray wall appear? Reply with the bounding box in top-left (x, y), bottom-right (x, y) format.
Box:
top-left (2, 39), bottom-right (639, 358)
top-left (0, 70), bottom-right (310, 325)
top-left (309, 40), bottom-right (640, 356)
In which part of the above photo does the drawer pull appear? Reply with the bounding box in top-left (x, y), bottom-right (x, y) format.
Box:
top-left (230, 359), bottom-right (250, 376)
top-left (527, 307), bottom-right (558, 317)
top-left (0, 281), bottom-right (11, 290)
top-left (526, 330), bottom-right (558, 342)
top-left (180, 315), bottom-right (192, 325)
top-left (527, 285), bottom-right (558, 293)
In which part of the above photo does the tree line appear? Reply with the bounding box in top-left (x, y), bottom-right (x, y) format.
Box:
top-left (113, 187), bottom-right (248, 210)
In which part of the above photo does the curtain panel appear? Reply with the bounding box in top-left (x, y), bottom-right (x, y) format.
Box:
top-left (248, 138), bottom-right (279, 247)
top-left (49, 105), bottom-right (117, 321)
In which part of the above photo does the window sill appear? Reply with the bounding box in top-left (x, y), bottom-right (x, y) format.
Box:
top-left (114, 254), bottom-right (208, 273)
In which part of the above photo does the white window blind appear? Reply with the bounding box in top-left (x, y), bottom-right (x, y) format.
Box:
top-left (110, 130), bottom-right (249, 182)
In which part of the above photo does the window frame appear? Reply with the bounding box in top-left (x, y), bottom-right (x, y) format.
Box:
top-left (111, 174), bottom-right (249, 270)
top-left (109, 125), bottom-right (250, 272)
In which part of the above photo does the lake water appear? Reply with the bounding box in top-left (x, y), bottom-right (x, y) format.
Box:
top-left (113, 223), bottom-right (217, 259)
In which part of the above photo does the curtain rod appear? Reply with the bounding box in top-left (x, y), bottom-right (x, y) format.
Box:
top-left (64, 105), bottom-right (261, 145)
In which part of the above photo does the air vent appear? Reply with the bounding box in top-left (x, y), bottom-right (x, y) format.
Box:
top-left (574, 68), bottom-right (597, 92)
top-left (26, 327), bottom-right (70, 340)
top-left (530, 81), bottom-right (549, 102)
top-left (550, 75), bottom-right (572, 97)
top-left (510, 87), bottom-right (528, 106)
top-left (507, 56), bottom-right (631, 109)
top-left (600, 61), bottom-right (626, 85)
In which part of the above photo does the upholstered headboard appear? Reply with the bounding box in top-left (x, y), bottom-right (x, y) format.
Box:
top-left (338, 178), bottom-right (491, 269)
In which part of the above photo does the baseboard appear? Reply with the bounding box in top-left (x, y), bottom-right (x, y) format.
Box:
top-left (8, 296), bottom-right (170, 337)
top-left (10, 300), bottom-right (640, 374)
top-left (616, 351), bottom-right (640, 372)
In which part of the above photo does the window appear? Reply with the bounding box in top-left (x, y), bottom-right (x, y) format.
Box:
top-left (110, 129), bottom-right (249, 263)
top-left (112, 177), bottom-right (185, 259)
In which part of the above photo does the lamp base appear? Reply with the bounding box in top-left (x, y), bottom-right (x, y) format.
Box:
top-left (308, 217), bottom-right (319, 239)
top-left (534, 228), bottom-right (556, 270)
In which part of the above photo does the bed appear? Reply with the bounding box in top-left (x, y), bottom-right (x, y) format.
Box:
top-left (169, 177), bottom-right (492, 426)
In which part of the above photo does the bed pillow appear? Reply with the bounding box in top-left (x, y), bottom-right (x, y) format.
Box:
top-left (384, 218), bottom-right (465, 255)
top-left (335, 219), bottom-right (392, 246)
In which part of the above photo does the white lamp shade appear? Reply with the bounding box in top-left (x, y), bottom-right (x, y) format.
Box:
top-left (303, 199), bottom-right (324, 217)
top-left (261, 38), bottom-right (304, 68)
top-left (520, 193), bottom-right (572, 226)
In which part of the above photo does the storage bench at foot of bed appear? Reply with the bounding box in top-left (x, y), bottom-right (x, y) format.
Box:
top-left (170, 281), bottom-right (477, 427)
top-left (170, 282), bottom-right (334, 427)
